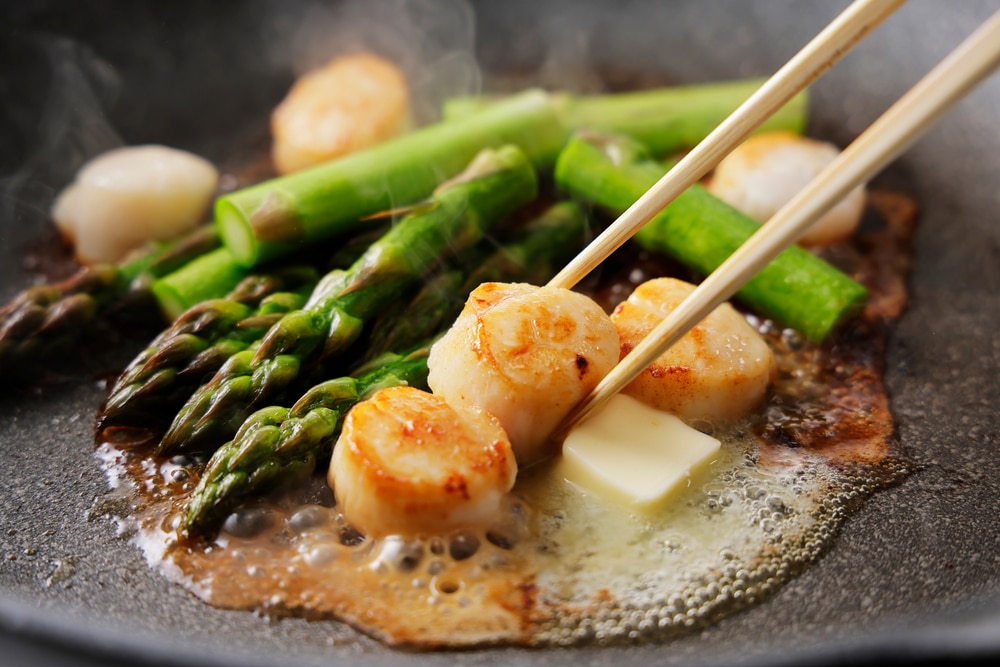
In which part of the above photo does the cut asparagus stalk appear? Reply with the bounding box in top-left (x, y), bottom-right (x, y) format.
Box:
top-left (216, 89), bottom-right (566, 267)
top-left (158, 145), bottom-right (539, 455)
top-left (0, 224), bottom-right (220, 380)
top-left (151, 211), bottom-right (373, 324)
top-left (442, 78), bottom-right (808, 156)
top-left (131, 224), bottom-right (223, 283)
top-left (150, 247), bottom-right (250, 321)
top-left (554, 134), bottom-right (867, 342)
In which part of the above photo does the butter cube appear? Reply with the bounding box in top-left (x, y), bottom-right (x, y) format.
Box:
top-left (559, 393), bottom-right (720, 513)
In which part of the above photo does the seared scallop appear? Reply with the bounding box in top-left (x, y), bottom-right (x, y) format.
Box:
top-left (328, 386), bottom-right (516, 539)
top-left (427, 282), bottom-right (619, 464)
top-left (271, 52), bottom-right (411, 175)
top-left (707, 131), bottom-right (866, 246)
top-left (611, 277), bottom-right (775, 424)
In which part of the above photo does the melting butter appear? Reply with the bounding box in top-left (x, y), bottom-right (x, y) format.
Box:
top-left (558, 394), bottom-right (720, 513)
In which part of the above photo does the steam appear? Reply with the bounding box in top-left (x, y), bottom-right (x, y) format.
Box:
top-left (523, 10), bottom-right (606, 94)
top-left (0, 0), bottom-right (608, 285)
top-left (0, 36), bottom-right (122, 263)
top-left (264, 0), bottom-right (482, 124)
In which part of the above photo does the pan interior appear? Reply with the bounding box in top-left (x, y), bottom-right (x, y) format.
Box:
top-left (1, 1), bottom-right (999, 665)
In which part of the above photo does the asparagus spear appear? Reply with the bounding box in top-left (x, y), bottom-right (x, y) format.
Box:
top-left (102, 225), bottom-right (378, 428)
top-left (182, 344), bottom-right (432, 536)
top-left (0, 225), bottom-right (220, 379)
top-left (359, 270), bottom-right (463, 367)
top-left (99, 267), bottom-right (319, 430)
top-left (216, 89), bottom-right (566, 267)
top-left (107, 212), bottom-right (414, 424)
top-left (158, 145), bottom-right (539, 455)
top-left (325, 222), bottom-right (392, 270)
top-left (442, 79), bottom-right (808, 156)
top-left (463, 200), bottom-right (590, 287)
top-left (182, 201), bottom-right (589, 533)
top-left (554, 133), bottom-right (868, 342)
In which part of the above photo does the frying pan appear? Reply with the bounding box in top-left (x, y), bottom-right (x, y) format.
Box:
top-left (1, 1), bottom-right (999, 665)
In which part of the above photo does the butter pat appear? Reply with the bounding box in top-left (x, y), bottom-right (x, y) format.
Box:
top-left (560, 394), bottom-right (721, 513)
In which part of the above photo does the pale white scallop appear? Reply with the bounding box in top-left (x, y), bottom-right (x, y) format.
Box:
top-left (611, 277), bottom-right (776, 424)
top-left (707, 131), bottom-right (866, 246)
top-left (427, 282), bottom-right (620, 465)
top-left (51, 145), bottom-right (218, 265)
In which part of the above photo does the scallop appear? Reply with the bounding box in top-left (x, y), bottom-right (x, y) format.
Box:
top-left (271, 52), bottom-right (411, 175)
top-left (328, 386), bottom-right (516, 539)
top-left (427, 282), bottom-right (620, 464)
top-left (611, 277), bottom-right (776, 423)
top-left (707, 131), bottom-right (866, 246)
top-left (51, 145), bottom-right (218, 265)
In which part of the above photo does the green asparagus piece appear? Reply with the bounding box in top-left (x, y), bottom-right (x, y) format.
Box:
top-left (158, 145), bottom-right (539, 455)
top-left (182, 345), bottom-right (432, 535)
top-left (129, 224), bottom-right (223, 282)
top-left (100, 268), bottom-right (319, 430)
top-left (442, 79), bottom-right (808, 156)
top-left (0, 225), bottom-right (220, 379)
top-left (554, 134), bottom-right (868, 342)
top-left (216, 89), bottom-right (567, 267)
top-left (151, 215), bottom-right (361, 323)
top-left (150, 247), bottom-right (250, 321)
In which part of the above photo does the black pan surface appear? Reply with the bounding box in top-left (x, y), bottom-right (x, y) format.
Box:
top-left (1, 1), bottom-right (999, 666)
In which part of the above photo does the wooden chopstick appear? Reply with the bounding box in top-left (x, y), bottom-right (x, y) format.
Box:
top-left (545, 0), bottom-right (906, 290)
top-left (554, 8), bottom-right (1000, 440)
